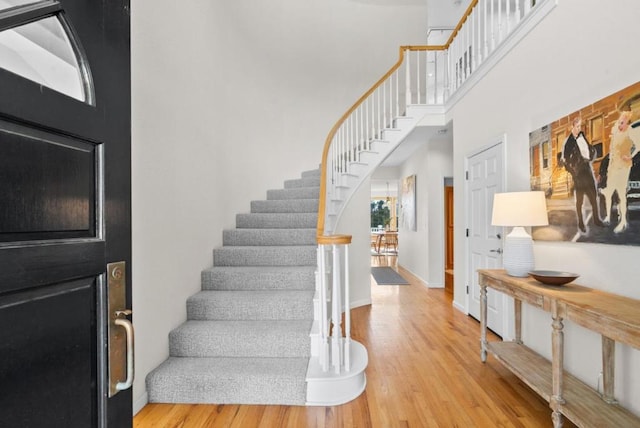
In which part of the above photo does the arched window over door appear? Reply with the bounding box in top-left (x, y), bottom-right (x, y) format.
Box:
top-left (0, 0), bottom-right (94, 104)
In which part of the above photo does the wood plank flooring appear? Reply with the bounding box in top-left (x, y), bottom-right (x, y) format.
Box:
top-left (134, 256), bottom-right (575, 427)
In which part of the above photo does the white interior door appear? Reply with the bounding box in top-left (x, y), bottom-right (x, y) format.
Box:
top-left (466, 141), bottom-right (505, 337)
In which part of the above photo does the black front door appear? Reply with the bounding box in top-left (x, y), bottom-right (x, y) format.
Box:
top-left (0, 0), bottom-right (131, 426)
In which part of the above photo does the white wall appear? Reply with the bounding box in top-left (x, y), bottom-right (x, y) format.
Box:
top-left (336, 177), bottom-right (373, 308)
top-left (450, 0), bottom-right (640, 414)
top-left (396, 127), bottom-right (453, 286)
top-left (131, 0), bottom-right (428, 411)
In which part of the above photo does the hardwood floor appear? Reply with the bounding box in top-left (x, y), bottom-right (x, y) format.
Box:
top-left (134, 257), bottom-right (575, 427)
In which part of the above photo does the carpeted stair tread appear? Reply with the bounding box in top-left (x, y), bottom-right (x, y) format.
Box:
top-left (284, 177), bottom-right (321, 188)
top-left (250, 199), bottom-right (318, 213)
top-left (201, 266), bottom-right (316, 291)
top-left (301, 169), bottom-right (321, 178)
top-left (236, 212), bottom-right (317, 229)
top-left (213, 245), bottom-right (316, 267)
top-left (223, 228), bottom-right (316, 246)
top-left (146, 356), bottom-right (308, 405)
top-left (267, 187), bottom-right (319, 201)
top-left (169, 320), bottom-right (312, 358)
top-left (147, 170), bottom-right (320, 405)
top-left (187, 290), bottom-right (314, 320)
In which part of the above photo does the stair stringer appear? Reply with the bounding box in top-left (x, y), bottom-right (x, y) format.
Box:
top-left (324, 105), bottom-right (446, 233)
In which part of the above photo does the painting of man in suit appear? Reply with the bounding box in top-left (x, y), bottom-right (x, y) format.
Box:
top-left (560, 117), bottom-right (604, 233)
top-left (529, 81), bottom-right (640, 246)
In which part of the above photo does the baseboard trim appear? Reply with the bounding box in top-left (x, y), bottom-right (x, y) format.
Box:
top-left (397, 264), bottom-right (429, 288)
top-left (350, 297), bottom-right (371, 309)
top-left (133, 391), bottom-right (148, 416)
top-left (452, 300), bottom-right (466, 314)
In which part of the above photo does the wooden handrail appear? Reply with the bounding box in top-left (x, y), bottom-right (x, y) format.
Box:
top-left (444, 0), bottom-right (479, 48)
top-left (316, 45), bottom-right (407, 239)
top-left (316, 45), bottom-right (445, 241)
top-left (315, 0), bottom-right (481, 242)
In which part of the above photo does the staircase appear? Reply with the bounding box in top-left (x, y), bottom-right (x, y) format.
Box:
top-left (146, 170), bottom-right (320, 405)
top-left (145, 0), bottom-right (553, 407)
top-left (323, 104), bottom-right (438, 233)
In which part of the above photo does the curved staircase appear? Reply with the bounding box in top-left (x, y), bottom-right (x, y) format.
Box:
top-left (145, 0), bottom-right (554, 408)
top-left (146, 169), bottom-right (368, 405)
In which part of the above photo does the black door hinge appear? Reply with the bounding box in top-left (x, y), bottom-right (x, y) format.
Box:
top-left (466, 285), bottom-right (469, 294)
top-left (466, 228), bottom-right (469, 237)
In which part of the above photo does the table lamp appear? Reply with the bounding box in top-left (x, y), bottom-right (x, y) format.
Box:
top-left (491, 191), bottom-right (548, 277)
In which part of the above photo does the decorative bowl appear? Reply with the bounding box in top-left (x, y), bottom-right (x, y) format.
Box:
top-left (528, 270), bottom-right (579, 286)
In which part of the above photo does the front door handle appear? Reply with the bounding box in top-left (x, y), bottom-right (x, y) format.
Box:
top-left (114, 309), bottom-right (134, 391)
top-left (107, 262), bottom-right (135, 397)
top-left (490, 248), bottom-right (503, 254)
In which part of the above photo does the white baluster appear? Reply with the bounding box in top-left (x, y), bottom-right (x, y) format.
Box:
top-left (444, 49), bottom-right (450, 101)
top-left (331, 136), bottom-right (342, 178)
top-left (524, 0), bottom-right (531, 15)
top-left (469, 9), bottom-right (474, 74)
top-left (365, 100), bottom-right (369, 150)
top-left (457, 31), bottom-right (461, 84)
top-left (331, 244), bottom-right (342, 374)
top-left (356, 106), bottom-right (360, 156)
top-left (491, 0), bottom-right (495, 51)
top-left (451, 42), bottom-right (455, 92)
top-left (319, 244), bottom-right (329, 371)
top-left (416, 50), bottom-right (421, 105)
top-left (360, 105), bottom-right (364, 152)
top-left (371, 93), bottom-right (376, 142)
top-left (341, 126), bottom-right (345, 172)
top-left (394, 69), bottom-right (399, 120)
top-left (382, 80), bottom-right (386, 128)
top-left (465, 18), bottom-right (470, 78)
top-left (433, 51), bottom-right (438, 104)
top-left (506, 0), bottom-right (511, 34)
top-left (373, 88), bottom-right (377, 138)
top-left (343, 118), bottom-right (347, 168)
top-left (476, 1), bottom-right (482, 65)
top-left (515, 0), bottom-right (521, 23)
top-left (331, 130), bottom-right (342, 176)
top-left (344, 244), bottom-right (351, 371)
top-left (351, 109), bottom-right (356, 165)
top-left (348, 118), bottom-right (352, 166)
top-left (405, 48), bottom-right (411, 107)
top-left (391, 72), bottom-right (395, 123)
top-left (498, 0), bottom-right (502, 44)
top-left (484, 0), bottom-right (489, 58)
top-left (386, 79), bottom-right (391, 128)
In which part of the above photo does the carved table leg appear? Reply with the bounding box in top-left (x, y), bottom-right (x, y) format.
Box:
top-left (551, 300), bottom-right (565, 428)
top-left (514, 298), bottom-right (522, 344)
top-left (602, 336), bottom-right (617, 404)
top-left (480, 282), bottom-right (488, 362)
top-left (552, 411), bottom-right (564, 428)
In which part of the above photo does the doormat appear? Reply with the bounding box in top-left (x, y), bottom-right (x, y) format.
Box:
top-left (371, 267), bottom-right (409, 285)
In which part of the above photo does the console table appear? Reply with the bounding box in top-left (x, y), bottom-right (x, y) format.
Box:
top-left (478, 269), bottom-right (640, 428)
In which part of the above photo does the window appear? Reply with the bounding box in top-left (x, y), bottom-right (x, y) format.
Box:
top-left (0, 1), bottom-right (94, 103)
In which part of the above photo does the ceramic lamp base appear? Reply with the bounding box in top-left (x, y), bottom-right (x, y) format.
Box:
top-left (503, 226), bottom-right (534, 277)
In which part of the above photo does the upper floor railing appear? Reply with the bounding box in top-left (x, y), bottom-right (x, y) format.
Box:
top-left (313, 0), bottom-right (549, 375)
top-left (317, 0), bottom-right (544, 239)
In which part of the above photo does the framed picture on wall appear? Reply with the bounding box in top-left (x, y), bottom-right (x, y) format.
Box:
top-left (400, 174), bottom-right (416, 231)
top-left (529, 80), bottom-right (640, 246)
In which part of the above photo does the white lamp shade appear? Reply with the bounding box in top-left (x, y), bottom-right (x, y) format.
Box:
top-left (491, 191), bottom-right (549, 227)
top-left (491, 191), bottom-right (548, 277)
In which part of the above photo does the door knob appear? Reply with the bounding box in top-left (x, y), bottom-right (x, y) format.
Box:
top-left (107, 262), bottom-right (135, 397)
top-left (490, 248), bottom-right (503, 254)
